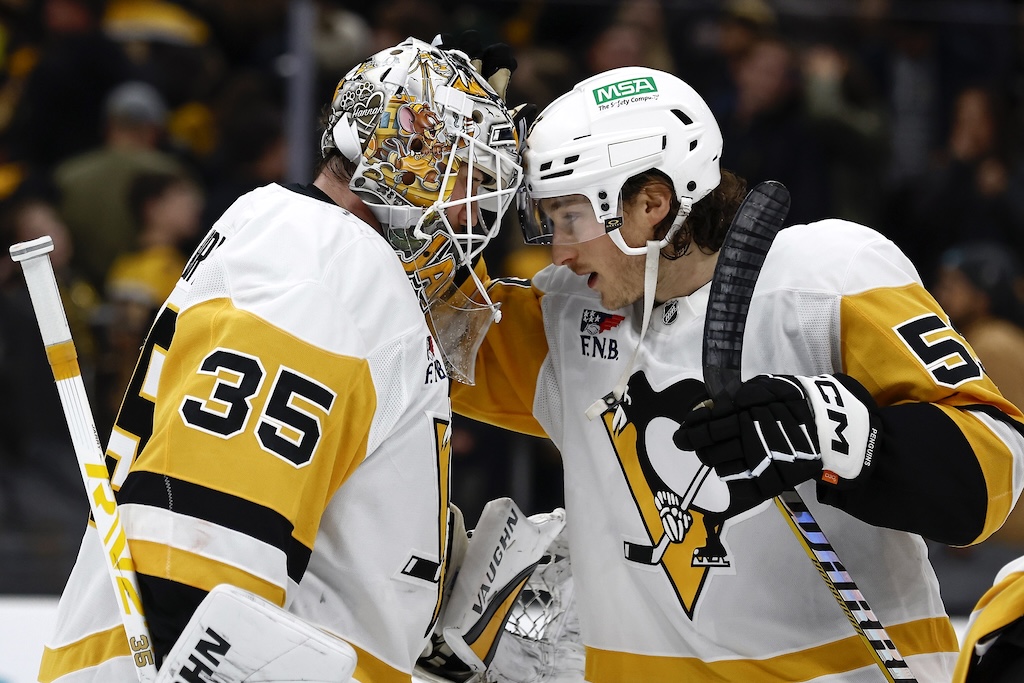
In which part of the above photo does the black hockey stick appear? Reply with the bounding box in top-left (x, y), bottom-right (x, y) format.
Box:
top-left (702, 181), bottom-right (917, 683)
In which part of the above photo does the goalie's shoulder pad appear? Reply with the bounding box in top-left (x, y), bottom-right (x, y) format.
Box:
top-left (154, 584), bottom-right (357, 683)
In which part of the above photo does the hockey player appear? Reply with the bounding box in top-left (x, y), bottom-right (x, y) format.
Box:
top-left (954, 554), bottom-right (1024, 681)
top-left (451, 65), bottom-right (1024, 681)
top-left (38, 37), bottom-right (521, 682)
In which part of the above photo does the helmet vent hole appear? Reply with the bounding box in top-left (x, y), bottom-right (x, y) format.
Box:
top-left (472, 109), bottom-right (484, 123)
top-left (672, 109), bottom-right (693, 125)
top-left (401, 171), bottom-right (416, 185)
top-left (540, 161), bottom-right (552, 171)
top-left (687, 181), bottom-right (697, 191)
top-left (689, 140), bottom-right (698, 151)
top-left (662, 136), bottom-right (667, 150)
top-left (564, 155), bottom-right (579, 164)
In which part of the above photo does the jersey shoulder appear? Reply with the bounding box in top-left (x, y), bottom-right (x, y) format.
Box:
top-left (762, 219), bottom-right (921, 296)
top-left (186, 184), bottom-right (426, 358)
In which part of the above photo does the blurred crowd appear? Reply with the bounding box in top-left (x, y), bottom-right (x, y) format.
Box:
top-left (2, 0), bottom-right (1024, 612)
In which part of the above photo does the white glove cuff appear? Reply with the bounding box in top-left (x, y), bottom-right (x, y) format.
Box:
top-left (793, 375), bottom-right (875, 482)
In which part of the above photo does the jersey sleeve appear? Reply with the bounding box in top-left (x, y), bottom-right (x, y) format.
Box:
top-left (112, 288), bottom-right (376, 659)
top-left (822, 238), bottom-right (1024, 546)
top-left (450, 261), bottom-right (550, 438)
top-left (953, 556), bottom-right (1024, 682)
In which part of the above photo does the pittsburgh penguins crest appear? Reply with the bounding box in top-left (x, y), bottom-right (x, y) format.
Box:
top-left (599, 371), bottom-right (735, 618)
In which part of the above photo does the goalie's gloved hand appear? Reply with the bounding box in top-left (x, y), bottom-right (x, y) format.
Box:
top-left (674, 374), bottom-right (882, 516)
top-left (433, 30), bottom-right (516, 100)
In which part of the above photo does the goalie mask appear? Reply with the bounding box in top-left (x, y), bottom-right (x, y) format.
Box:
top-left (518, 66), bottom-right (722, 256)
top-left (322, 37), bottom-right (522, 383)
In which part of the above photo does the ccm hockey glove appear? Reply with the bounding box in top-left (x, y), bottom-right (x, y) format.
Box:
top-left (675, 374), bottom-right (881, 516)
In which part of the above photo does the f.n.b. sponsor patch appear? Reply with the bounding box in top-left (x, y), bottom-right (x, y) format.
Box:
top-left (581, 309), bottom-right (625, 335)
top-left (580, 309), bottom-right (624, 360)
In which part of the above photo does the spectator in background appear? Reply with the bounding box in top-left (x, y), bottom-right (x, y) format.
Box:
top-left (585, 0), bottom-right (675, 77)
top-left (53, 80), bottom-right (185, 289)
top-left (8, 0), bottom-right (135, 169)
top-left (802, 43), bottom-right (888, 227)
top-left (717, 36), bottom-right (830, 225)
top-left (904, 86), bottom-right (1016, 280)
top-left (200, 95), bottom-right (284, 229)
top-left (102, 170), bottom-right (202, 423)
top-left (667, 0), bottom-right (777, 113)
top-left (933, 242), bottom-right (1024, 417)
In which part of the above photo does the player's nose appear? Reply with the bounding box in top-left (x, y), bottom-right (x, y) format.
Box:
top-left (551, 243), bottom-right (576, 266)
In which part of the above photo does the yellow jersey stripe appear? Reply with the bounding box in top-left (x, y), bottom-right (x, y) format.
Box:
top-left (132, 539), bottom-right (286, 606)
top-left (584, 616), bottom-right (957, 683)
top-left (38, 624), bottom-right (129, 683)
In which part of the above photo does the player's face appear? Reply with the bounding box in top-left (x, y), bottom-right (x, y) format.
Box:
top-left (444, 163), bottom-right (487, 230)
top-left (550, 197), bottom-right (650, 310)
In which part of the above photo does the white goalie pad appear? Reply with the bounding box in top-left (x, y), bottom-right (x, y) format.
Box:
top-left (154, 584), bottom-right (357, 683)
top-left (438, 498), bottom-right (566, 677)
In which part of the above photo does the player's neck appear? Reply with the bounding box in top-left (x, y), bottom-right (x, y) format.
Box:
top-left (314, 171), bottom-right (382, 232)
top-left (654, 246), bottom-right (719, 303)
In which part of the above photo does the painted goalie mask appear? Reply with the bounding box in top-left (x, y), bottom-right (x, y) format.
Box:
top-left (322, 37), bottom-right (522, 383)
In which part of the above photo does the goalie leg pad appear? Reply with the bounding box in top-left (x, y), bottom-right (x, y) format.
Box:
top-left (154, 584), bottom-right (357, 683)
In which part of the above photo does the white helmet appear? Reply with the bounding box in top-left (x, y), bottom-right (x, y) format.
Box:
top-left (322, 37), bottom-right (522, 383)
top-left (519, 66), bottom-right (722, 254)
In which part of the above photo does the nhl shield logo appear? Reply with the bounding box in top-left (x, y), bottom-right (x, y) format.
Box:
top-left (662, 299), bottom-right (679, 325)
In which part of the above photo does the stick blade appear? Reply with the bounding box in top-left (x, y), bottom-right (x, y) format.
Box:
top-left (703, 180), bottom-right (791, 399)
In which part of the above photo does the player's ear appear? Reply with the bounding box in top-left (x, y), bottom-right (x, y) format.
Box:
top-left (640, 182), bottom-right (673, 228)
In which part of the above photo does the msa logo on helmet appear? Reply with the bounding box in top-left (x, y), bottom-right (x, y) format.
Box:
top-left (592, 76), bottom-right (658, 106)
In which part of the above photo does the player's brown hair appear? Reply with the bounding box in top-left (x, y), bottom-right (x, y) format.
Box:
top-left (315, 105), bottom-right (358, 182)
top-left (621, 168), bottom-right (747, 257)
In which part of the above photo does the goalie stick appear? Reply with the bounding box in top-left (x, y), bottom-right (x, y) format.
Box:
top-left (701, 181), bottom-right (917, 683)
top-left (10, 236), bottom-right (157, 683)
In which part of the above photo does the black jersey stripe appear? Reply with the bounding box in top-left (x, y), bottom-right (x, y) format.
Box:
top-left (119, 470), bottom-right (312, 584)
top-left (137, 573), bottom-right (210, 665)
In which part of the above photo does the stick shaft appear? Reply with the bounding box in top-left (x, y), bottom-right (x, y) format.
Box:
top-left (11, 237), bottom-right (157, 682)
top-left (702, 184), bottom-right (914, 682)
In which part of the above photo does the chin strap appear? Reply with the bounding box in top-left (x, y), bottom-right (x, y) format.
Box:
top-left (585, 240), bottom-right (661, 420)
top-left (583, 198), bottom-right (692, 420)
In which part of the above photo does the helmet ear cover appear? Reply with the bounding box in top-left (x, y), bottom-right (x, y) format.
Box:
top-left (332, 113), bottom-right (362, 161)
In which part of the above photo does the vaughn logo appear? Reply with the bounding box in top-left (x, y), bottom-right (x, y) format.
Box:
top-left (592, 76), bottom-right (658, 107)
top-left (580, 309), bottom-right (624, 359)
top-left (472, 505), bottom-right (520, 615)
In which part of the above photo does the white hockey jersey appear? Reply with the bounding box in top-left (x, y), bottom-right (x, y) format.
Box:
top-left (40, 184), bottom-right (454, 683)
top-left (453, 219), bottom-right (1024, 682)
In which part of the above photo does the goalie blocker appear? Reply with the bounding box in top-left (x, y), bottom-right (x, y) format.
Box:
top-left (154, 584), bottom-right (357, 683)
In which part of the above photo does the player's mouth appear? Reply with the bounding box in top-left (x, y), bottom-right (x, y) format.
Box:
top-left (587, 272), bottom-right (598, 289)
